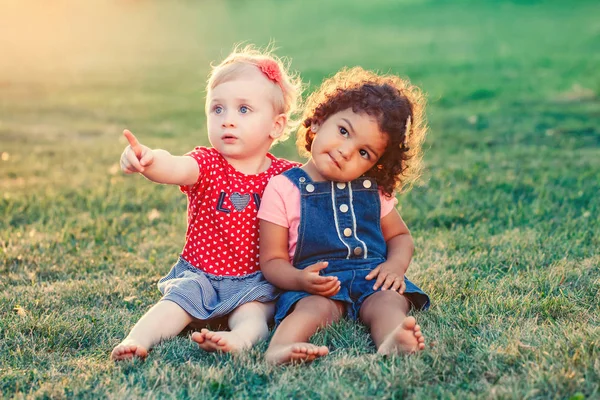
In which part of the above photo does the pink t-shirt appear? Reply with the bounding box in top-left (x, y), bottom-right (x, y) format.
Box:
top-left (179, 147), bottom-right (298, 276)
top-left (258, 174), bottom-right (398, 261)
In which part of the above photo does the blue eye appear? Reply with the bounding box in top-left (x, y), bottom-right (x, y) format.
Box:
top-left (240, 106), bottom-right (249, 114)
top-left (339, 127), bottom-right (349, 137)
top-left (359, 149), bottom-right (370, 159)
top-left (214, 106), bottom-right (223, 114)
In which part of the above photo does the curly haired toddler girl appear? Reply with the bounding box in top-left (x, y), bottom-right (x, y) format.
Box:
top-left (258, 67), bottom-right (430, 364)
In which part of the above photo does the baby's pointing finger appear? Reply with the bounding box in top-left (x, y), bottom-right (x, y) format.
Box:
top-left (123, 130), bottom-right (143, 157)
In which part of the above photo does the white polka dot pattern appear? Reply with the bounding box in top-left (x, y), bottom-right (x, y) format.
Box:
top-left (179, 147), bottom-right (298, 276)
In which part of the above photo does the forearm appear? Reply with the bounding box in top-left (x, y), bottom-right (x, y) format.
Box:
top-left (261, 258), bottom-right (304, 291)
top-left (386, 233), bottom-right (414, 275)
top-left (141, 149), bottom-right (197, 186)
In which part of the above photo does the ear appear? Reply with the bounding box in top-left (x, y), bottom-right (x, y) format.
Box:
top-left (310, 122), bottom-right (320, 133)
top-left (270, 113), bottom-right (287, 139)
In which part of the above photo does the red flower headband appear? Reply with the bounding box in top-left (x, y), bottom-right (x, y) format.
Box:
top-left (257, 59), bottom-right (283, 87)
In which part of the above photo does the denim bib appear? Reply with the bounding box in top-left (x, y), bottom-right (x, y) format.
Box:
top-left (274, 167), bottom-right (430, 324)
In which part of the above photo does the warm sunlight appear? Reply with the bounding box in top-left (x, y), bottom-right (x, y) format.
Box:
top-left (0, 1), bottom-right (219, 82)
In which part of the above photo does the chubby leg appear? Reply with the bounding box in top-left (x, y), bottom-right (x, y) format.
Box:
top-left (359, 291), bottom-right (425, 354)
top-left (191, 301), bottom-right (274, 353)
top-left (111, 300), bottom-right (193, 360)
top-left (265, 296), bottom-right (345, 365)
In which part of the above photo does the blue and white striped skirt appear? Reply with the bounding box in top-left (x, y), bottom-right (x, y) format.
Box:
top-left (157, 257), bottom-right (280, 320)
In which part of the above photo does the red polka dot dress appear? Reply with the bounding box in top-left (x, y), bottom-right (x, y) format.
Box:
top-left (157, 147), bottom-right (299, 320)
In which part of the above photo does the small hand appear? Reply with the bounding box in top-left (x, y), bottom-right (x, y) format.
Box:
top-left (120, 129), bottom-right (154, 174)
top-left (365, 261), bottom-right (407, 293)
top-left (298, 261), bottom-right (340, 297)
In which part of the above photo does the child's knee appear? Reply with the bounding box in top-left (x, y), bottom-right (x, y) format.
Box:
top-left (294, 296), bottom-right (344, 323)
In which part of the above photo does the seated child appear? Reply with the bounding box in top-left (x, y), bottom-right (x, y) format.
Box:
top-left (111, 45), bottom-right (302, 360)
top-left (258, 67), bottom-right (430, 364)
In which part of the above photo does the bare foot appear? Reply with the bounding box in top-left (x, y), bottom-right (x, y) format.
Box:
top-left (191, 328), bottom-right (251, 353)
top-left (111, 338), bottom-right (148, 361)
top-left (377, 316), bottom-right (425, 355)
top-left (265, 343), bottom-right (329, 365)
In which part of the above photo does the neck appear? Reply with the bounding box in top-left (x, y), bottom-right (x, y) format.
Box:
top-left (301, 159), bottom-right (327, 181)
top-left (224, 154), bottom-right (272, 175)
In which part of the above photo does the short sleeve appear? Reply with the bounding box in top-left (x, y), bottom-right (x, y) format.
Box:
top-left (380, 191), bottom-right (398, 218)
top-left (258, 175), bottom-right (292, 228)
top-left (179, 147), bottom-right (211, 194)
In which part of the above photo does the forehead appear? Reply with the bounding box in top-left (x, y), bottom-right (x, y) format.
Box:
top-left (208, 69), bottom-right (275, 103)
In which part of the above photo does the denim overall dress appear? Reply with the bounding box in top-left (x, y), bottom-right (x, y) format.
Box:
top-left (274, 168), bottom-right (430, 325)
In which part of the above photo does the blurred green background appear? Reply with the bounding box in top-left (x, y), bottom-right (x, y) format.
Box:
top-left (1, 0), bottom-right (599, 398)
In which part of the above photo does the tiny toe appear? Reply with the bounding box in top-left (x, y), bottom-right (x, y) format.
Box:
top-left (191, 332), bottom-right (203, 341)
top-left (403, 316), bottom-right (416, 329)
top-left (418, 343), bottom-right (425, 350)
top-left (418, 336), bottom-right (425, 343)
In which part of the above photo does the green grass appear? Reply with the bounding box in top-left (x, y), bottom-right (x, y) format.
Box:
top-left (1, 0), bottom-right (600, 398)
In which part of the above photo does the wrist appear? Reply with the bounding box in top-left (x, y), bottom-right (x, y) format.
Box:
top-left (293, 269), bottom-right (307, 292)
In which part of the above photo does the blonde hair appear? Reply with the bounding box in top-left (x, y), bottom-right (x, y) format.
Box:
top-left (206, 44), bottom-right (303, 144)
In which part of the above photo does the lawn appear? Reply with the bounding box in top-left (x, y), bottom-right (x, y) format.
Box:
top-left (1, 0), bottom-right (599, 398)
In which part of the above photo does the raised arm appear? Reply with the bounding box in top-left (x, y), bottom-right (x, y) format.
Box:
top-left (120, 129), bottom-right (199, 186)
top-left (260, 220), bottom-right (340, 296)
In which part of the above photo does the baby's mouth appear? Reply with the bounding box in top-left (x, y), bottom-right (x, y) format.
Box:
top-left (222, 134), bottom-right (238, 142)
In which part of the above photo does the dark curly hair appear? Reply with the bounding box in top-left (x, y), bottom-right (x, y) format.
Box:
top-left (297, 67), bottom-right (427, 196)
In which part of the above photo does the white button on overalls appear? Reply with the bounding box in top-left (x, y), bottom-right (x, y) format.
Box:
top-left (343, 228), bottom-right (352, 237)
top-left (363, 180), bottom-right (372, 188)
top-left (306, 184), bottom-right (315, 193)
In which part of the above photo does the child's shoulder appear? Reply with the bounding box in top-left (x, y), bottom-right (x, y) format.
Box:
top-left (268, 154), bottom-right (302, 170)
top-left (269, 172), bottom-right (296, 184)
top-left (186, 147), bottom-right (237, 174)
top-left (186, 146), bottom-right (220, 159)
top-left (266, 155), bottom-right (301, 178)
top-left (263, 173), bottom-right (301, 205)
